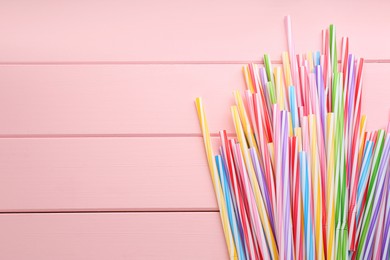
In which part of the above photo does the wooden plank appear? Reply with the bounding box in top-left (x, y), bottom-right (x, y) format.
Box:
top-left (0, 212), bottom-right (228, 260)
top-left (0, 137), bottom-right (221, 212)
top-left (0, 0), bottom-right (389, 62)
top-left (0, 63), bottom-right (388, 135)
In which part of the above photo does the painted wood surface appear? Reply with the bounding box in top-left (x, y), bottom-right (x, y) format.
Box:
top-left (0, 212), bottom-right (228, 259)
top-left (1, 1), bottom-right (389, 259)
top-left (0, 63), bottom-right (388, 136)
top-left (0, 1), bottom-right (389, 62)
top-left (0, 137), bottom-right (219, 212)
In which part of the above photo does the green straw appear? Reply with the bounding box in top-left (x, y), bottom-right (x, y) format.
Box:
top-left (264, 54), bottom-right (274, 87)
top-left (356, 129), bottom-right (386, 258)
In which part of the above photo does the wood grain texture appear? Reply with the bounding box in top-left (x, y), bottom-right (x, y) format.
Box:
top-left (0, 63), bottom-right (388, 136)
top-left (0, 212), bottom-right (228, 259)
top-left (1, 1), bottom-right (389, 259)
top-left (0, 137), bottom-right (224, 212)
top-left (0, 0), bottom-right (389, 62)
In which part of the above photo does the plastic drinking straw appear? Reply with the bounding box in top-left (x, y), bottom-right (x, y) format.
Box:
top-left (259, 67), bottom-right (274, 117)
top-left (297, 55), bottom-right (305, 109)
top-left (280, 111), bottom-right (295, 260)
top-left (356, 140), bottom-right (374, 220)
top-left (274, 67), bottom-right (287, 110)
top-left (288, 112), bottom-right (293, 137)
top-left (227, 139), bottom-right (259, 259)
top-left (373, 164), bottom-right (389, 260)
top-left (315, 65), bottom-right (327, 138)
top-left (250, 147), bottom-right (275, 234)
top-left (195, 98), bottom-right (238, 259)
top-left (308, 114), bottom-right (325, 259)
top-left (357, 130), bottom-right (386, 259)
top-left (244, 91), bottom-right (259, 149)
top-left (309, 74), bottom-right (327, 248)
top-left (243, 65), bottom-right (255, 94)
top-left (253, 93), bottom-right (277, 223)
top-left (381, 165), bottom-right (390, 259)
top-left (252, 94), bottom-right (274, 186)
top-left (232, 142), bottom-right (266, 259)
top-left (216, 155), bottom-right (247, 260)
top-left (326, 113), bottom-right (336, 260)
top-left (348, 116), bottom-right (366, 251)
top-left (264, 54), bottom-right (274, 87)
top-left (343, 55), bottom-right (353, 187)
top-left (242, 68), bottom-right (273, 143)
top-left (361, 134), bottom-right (390, 259)
top-left (329, 24), bottom-right (338, 74)
top-left (333, 71), bottom-right (348, 260)
top-left (307, 52), bottom-right (314, 72)
top-left (299, 151), bottom-right (315, 260)
top-left (299, 66), bottom-right (310, 116)
top-left (289, 86), bottom-right (299, 131)
top-left (323, 29), bottom-right (332, 111)
top-left (249, 63), bottom-right (262, 94)
top-left (282, 52), bottom-right (293, 88)
top-left (220, 131), bottom-right (251, 259)
top-left (274, 106), bottom-right (283, 252)
top-left (295, 127), bottom-right (302, 152)
top-left (340, 37), bottom-right (349, 84)
top-left (232, 106), bottom-right (279, 259)
top-left (290, 135), bottom-right (304, 260)
top-left (194, 18), bottom-right (390, 260)
top-left (285, 16), bottom-right (299, 90)
top-left (268, 81), bottom-right (277, 106)
top-left (234, 91), bottom-right (258, 151)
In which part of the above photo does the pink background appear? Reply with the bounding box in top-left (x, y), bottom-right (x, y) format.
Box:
top-left (0, 0), bottom-right (389, 259)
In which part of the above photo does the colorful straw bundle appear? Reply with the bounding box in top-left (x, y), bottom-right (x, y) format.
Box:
top-left (195, 16), bottom-right (390, 260)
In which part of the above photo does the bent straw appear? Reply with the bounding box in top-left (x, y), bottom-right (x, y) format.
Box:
top-left (195, 98), bottom-right (238, 259)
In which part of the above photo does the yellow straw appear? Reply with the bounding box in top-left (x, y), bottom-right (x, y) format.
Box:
top-left (295, 127), bottom-right (303, 152)
top-left (232, 106), bottom-right (279, 259)
top-left (326, 113), bottom-right (336, 260)
top-left (234, 90), bottom-right (258, 151)
top-left (243, 65), bottom-right (255, 93)
top-left (309, 114), bottom-right (325, 259)
top-left (288, 112), bottom-right (293, 137)
top-left (195, 98), bottom-right (238, 260)
top-left (274, 67), bottom-right (286, 110)
top-left (282, 51), bottom-right (293, 87)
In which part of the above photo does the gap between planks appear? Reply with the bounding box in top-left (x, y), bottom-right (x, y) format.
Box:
top-left (0, 209), bottom-right (220, 215)
top-left (0, 59), bottom-right (389, 65)
top-left (0, 133), bottom-right (236, 138)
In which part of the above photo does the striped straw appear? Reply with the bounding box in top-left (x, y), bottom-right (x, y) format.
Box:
top-left (232, 106), bottom-right (279, 259)
top-left (357, 130), bottom-right (387, 258)
top-left (195, 98), bottom-right (238, 259)
top-left (361, 134), bottom-right (390, 259)
top-left (216, 155), bottom-right (247, 260)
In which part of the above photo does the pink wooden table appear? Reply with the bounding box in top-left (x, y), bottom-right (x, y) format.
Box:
top-left (0, 0), bottom-right (389, 259)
